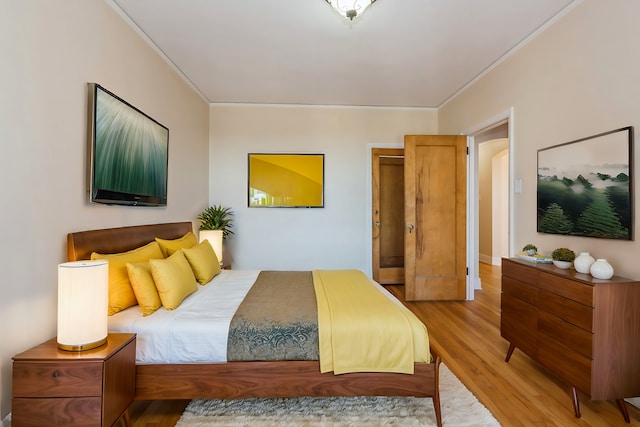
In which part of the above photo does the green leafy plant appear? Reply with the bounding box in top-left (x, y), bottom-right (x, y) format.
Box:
top-left (552, 247), bottom-right (575, 262)
top-left (198, 205), bottom-right (234, 240)
top-left (522, 244), bottom-right (537, 253)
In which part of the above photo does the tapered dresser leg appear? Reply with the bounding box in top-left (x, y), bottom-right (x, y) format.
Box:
top-left (571, 387), bottom-right (581, 418)
top-left (505, 343), bottom-right (516, 362)
top-left (616, 399), bottom-right (631, 423)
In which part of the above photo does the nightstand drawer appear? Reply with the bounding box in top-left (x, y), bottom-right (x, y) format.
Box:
top-left (12, 396), bottom-right (101, 427)
top-left (13, 361), bottom-right (102, 397)
top-left (12, 333), bottom-right (136, 427)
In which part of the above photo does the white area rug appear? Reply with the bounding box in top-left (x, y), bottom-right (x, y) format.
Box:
top-left (176, 364), bottom-right (500, 426)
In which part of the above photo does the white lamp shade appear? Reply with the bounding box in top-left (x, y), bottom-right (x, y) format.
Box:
top-left (57, 260), bottom-right (109, 351)
top-left (199, 229), bottom-right (223, 264)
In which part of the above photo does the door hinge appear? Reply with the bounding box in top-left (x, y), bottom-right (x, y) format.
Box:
top-left (466, 267), bottom-right (469, 275)
top-left (466, 146), bottom-right (469, 155)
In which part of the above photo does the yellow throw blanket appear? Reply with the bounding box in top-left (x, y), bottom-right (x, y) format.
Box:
top-left (313, 269), bottom-right (431, 375)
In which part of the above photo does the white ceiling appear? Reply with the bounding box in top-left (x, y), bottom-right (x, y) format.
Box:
top-left (110, 0), bottom-right (578, 108)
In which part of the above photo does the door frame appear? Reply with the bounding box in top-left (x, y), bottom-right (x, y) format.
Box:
top-left (365, 109), bottom-right (514, 302)
top-left (367, 140), bottom-right (472, 299)
top-left (463, 107), bottom-right (515, 300)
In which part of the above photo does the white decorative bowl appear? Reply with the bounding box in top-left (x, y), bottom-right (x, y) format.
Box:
top-left (552, 260), bottom-right (572, 269)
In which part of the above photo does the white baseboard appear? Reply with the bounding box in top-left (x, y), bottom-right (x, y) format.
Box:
top-left (479, 253), bottom-right (503, 266)
top-left (478, 253), bottom-right (493, 265)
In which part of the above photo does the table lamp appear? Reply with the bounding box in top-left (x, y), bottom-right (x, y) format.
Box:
top-left (199, 229), bottom-right (224, 265)
top-left (57, 260), bottom-right (108, 351)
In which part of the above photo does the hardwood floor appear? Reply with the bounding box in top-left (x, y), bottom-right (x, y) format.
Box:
top-left (121, 262), bottom-right (639, 427)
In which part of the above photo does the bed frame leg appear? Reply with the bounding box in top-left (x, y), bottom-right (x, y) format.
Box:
top-left (432, 356), bottom-right (442, 427)
top-left (121, 408), bottom-right (131, 427)
top-left (433, 392), bottom-right (442, 427)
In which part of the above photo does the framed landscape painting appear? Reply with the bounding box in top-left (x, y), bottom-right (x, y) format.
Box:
top-left (537, 126), bottom-right (634, 240)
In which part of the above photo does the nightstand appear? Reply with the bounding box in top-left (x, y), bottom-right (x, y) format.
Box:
top-left (12, 333), bottom-right (136, 427)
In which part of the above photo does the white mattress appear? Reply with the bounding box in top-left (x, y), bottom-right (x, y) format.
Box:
top-left (108, 269), bottom-right (259, 364)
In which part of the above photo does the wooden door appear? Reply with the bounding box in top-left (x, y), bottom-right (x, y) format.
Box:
top-left (404, 135), bottom-right (467, 300)
top-left (372, 148), bottom-right (405, 284)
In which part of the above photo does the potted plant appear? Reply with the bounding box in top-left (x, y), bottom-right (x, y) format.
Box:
top-left (522, 244), bottom-right (537, 256)
top-left (198, 205), bottom-right (234, 239)
top-left (197, 205), bottom-right (234, 265)
top-left (551, 247), bottom-right (575, 269)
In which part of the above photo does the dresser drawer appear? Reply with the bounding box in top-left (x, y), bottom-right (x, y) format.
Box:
top-left (502, 259), bottom-right (538, 286)
top-left (501, 294), bottom-right (538, 357)
top-left (537, 289), bottom-right (593, 332)
top-left (502, 276), bottom-right (538, 305)
top-left (538, 311), bottom-right (593, 359)
top-left (538, 272), bottom-right (593, 306)
top-left (12, 396), bottom-right (102, 427)
top-left (538, 333), bottom-right (592, 396)
top-left (12, 361), bottom-right (102, 397)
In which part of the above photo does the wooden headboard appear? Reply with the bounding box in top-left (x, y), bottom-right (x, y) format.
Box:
top-left (67, 222), bottom-right (193, 261)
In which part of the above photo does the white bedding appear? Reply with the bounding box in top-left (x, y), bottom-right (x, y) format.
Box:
top-left (109, 269), bottom-right (402, 364)
top-left (108, 270), bottom-right (259, 364)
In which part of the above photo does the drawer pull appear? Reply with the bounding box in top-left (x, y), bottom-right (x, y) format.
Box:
top-left (52, 370), bottom-right (60, 378)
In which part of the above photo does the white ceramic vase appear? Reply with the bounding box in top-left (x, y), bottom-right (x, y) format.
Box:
top-left (574, 252), bottom-right (595, 274)
top-left (590, 259), bottom-right (614, 280)
top-left (552, 260), bottom-right (572, 269)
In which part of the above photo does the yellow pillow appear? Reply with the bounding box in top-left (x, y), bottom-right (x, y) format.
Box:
top-left (126, 262), bottom-right (161, 316)
top-left (91, 241), bottom-right (164, 315)
top-left (155, 232), bottom-right (198, 257)
top-left (149, 250), bottom-right (198, 310)
top-left (182, 239), bottom-right (221, 285)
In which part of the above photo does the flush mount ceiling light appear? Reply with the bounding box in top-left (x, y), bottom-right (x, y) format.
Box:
top-left (325, 0), bottom-right (377, 21)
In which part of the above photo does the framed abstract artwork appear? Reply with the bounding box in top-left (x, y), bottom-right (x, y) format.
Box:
top-left (88, 83), bottom-right (169, 206)
top-left (248, 153), bottom-right (324, 208)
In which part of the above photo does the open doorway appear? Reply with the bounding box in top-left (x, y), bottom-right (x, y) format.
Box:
top-left (371, 148), bottom-right (405, 284)
top-left (479, 139), bottom-right (509, 265)
top-left (465, 110), bottom-right (513, 299)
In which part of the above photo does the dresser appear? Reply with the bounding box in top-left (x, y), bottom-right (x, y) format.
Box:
top-left (501, 258), bottom-right (640, 422)
top-left (12, 333), bottom-right (136, 427)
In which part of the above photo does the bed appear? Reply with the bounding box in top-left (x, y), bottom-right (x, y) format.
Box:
top-left (67, 221), bottom-right (442, 426)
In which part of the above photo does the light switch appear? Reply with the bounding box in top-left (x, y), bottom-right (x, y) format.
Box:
top-left (515, 179), bottom-right (522, 193)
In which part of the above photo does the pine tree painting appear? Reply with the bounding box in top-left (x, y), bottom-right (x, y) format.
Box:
top-left (537, 127), bottom-right (633, 240)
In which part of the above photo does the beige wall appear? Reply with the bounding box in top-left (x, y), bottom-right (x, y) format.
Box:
top-left (0, 0), bottom-right (209, 417)
top-left (208, 105), bottom-right (437, 271)
top-left (440, 0), bottom-right (640, 279)
top-left (3, 0), bottom-right (640, 420)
